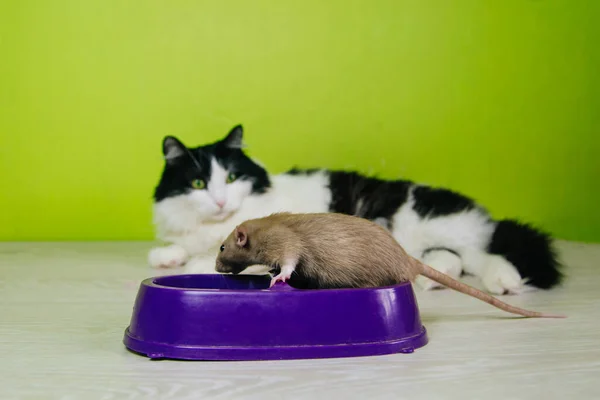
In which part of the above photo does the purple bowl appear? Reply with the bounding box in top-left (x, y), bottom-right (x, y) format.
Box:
top-left (123, 274), bottom-right (428, 361)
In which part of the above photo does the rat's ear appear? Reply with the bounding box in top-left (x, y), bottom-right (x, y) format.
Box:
top-left (235, 225), bottom-right (248, 247)
top-left (162, 136), bottom-right (188, 164)
top-left (221, 125), bottom-right (245, 149)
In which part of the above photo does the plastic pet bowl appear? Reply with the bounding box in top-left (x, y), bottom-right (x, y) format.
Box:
top-left (123, 274), bottom-right (428, 361)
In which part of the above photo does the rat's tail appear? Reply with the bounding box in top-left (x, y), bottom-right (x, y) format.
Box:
top-left (419, 263), bottom-right (566, 318)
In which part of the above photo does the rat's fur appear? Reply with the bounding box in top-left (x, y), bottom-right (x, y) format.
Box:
top-left (216, 212), bottom-right (565, 318)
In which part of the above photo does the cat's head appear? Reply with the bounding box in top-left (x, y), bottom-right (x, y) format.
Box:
top-left (153, 125), bottom-right (270, 222)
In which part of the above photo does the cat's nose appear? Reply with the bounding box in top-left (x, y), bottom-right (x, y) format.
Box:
top-left (216, 200), bottom-right (226, 209)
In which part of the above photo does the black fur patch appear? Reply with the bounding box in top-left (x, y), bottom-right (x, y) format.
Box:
top-left (153, 126), bottom-right (270, 202)
top-left (412, 186), bottom-right (476, 218)
top-left (327, 171), bottom-right (412, 229)
top-left (285, 167), bottom-right (322, 175)
top-left (488, 219), bottom-right (563, 289)
top-left (153, 143), bottom-right (214, 202)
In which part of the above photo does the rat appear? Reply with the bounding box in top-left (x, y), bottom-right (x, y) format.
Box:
top-left (215, 212), bottom-right (565, 318)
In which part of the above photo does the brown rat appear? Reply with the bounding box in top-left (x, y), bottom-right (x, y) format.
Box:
top-left (215, 212), bottom-right (565, 318)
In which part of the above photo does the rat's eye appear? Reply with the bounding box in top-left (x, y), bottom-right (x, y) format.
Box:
top-left (226, 172), bottom-right (237, 184)
top-left (191, 179), bottom-right (206, 190)
top-left (220, 244), bottom-right (225, 252)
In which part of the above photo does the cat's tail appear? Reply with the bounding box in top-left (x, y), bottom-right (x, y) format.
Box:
top-left (487, 219), bottom-right (564, 289)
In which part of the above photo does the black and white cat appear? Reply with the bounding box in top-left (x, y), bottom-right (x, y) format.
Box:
top-left (149, 125), bottom-right (563, 294)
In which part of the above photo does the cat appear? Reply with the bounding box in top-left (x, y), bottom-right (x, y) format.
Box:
top-left (149, 124), bottom-right (563, 294)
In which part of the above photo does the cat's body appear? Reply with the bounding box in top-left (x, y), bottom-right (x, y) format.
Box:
top-left (149, 125), bottom-right (562, 294)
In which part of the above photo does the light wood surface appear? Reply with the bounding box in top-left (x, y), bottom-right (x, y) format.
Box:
top-left (1, 240), bottom-right (599, 400)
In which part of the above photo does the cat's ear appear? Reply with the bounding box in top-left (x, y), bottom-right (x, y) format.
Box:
top-left (162, 136), bottom-right (188, 163)
top-left (235, 225), bottom-right (248, 247)
top-left (221, 125), bottom-right (245, 149)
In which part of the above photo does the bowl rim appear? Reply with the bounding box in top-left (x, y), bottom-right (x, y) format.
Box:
top-left (143, 273), bottom-right (413, 294)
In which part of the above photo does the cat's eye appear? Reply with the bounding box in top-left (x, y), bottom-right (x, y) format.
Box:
top-left (220, 244), bottom-right (225, 252)
top-left (191, 179), bottom-right (206, 190)
top-left (226, 172), bottom-right (237, 184)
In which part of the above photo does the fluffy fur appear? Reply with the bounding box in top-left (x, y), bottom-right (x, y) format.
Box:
top-left (149, 125), bottom-right (564, 294)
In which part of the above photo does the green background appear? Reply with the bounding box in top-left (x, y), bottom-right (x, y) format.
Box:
top-left (1, 1), bottom-right (598, 242)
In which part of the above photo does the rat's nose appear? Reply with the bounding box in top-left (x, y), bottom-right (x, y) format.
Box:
top-left (215, 260), bottom-right (231, 273)
top-left (216, 200), bottom-right (226, 209)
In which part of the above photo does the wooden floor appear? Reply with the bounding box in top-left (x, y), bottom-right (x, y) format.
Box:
top-left (1, 240), bottom-right (599, 400)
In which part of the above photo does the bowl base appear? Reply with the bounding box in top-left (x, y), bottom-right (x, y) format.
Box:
top-left (123, 326), bottom-right (428, 361)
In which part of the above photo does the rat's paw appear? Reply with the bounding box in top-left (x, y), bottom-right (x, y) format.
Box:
top-left (481, 256), bottom-right (524, 295)
top-left (269, 263), bottom-right (295, 288)
top-left (415, 250), bottom-right (462, 291)
top-left (148, 245), bottom-right (189, 269)
top-left (269, 273), bottom-right (291, 288)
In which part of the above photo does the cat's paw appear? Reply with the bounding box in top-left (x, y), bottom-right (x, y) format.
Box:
top-left (415, 250), bottom-right (462, 291)
top-left (148, 245), bottom-right (189, 269)
top-left (481, 256), bottom-right (524, 295)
